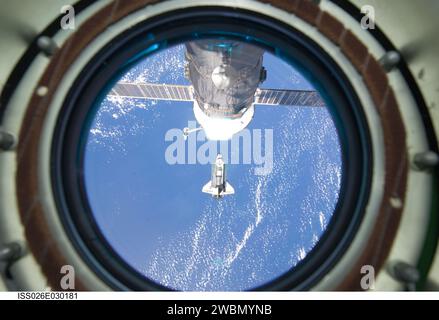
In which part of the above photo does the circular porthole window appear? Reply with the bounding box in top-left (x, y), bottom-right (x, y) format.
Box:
top-left (83, 40), bottom-right (342, 291)
top-left (52, 7), bottom-right (371, 290)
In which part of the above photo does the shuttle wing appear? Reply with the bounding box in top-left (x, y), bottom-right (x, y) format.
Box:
top-left (223, 182), bottom-right (235, 196)
top-left (202, 181), bottom-right (215, 195)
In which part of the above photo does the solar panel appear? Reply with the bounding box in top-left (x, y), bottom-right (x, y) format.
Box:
top-left (109, 82), bottom-right (325, 107)
top-left (110, 82), bottom-right (194, 101)
top-left (254, 89), bottom-right (325, 107)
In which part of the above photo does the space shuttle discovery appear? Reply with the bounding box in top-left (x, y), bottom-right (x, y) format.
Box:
top-left (202, 154), bottom-right (235, 198)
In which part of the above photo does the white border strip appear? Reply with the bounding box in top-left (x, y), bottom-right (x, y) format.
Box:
top-left (1, 291), bottom-right (439, 300)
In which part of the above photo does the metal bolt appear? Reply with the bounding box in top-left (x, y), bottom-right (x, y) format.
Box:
top-left (413, 151), bottom-right (439, 170)
top-left (0, 242), bottom-right (23, 262)
top-left (387, 261), bottom-right (420, 291)
top-left (0, 131), bottom-right (15, 150)
top-left (389, 197), bottom-right (402, 209)
top-left (379, 51), bottom-right (401, 72)
top-left (36, 86), bottom-right (49, 97)
top-left (37, 36), bottom-right (58, 56)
